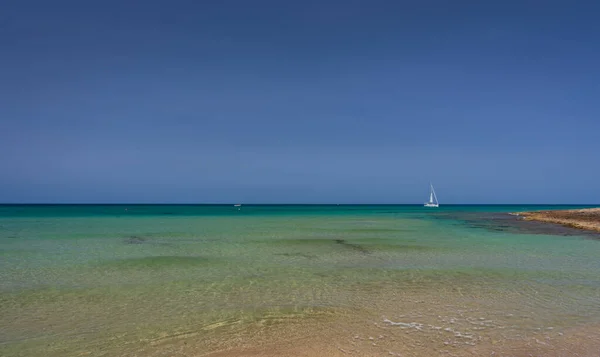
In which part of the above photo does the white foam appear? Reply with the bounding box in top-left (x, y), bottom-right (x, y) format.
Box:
top-left (383, 318), bottom-right (423, 330)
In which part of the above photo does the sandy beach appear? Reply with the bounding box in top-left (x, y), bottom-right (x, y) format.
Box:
top-left (516, 208), bottom-right (600, 233)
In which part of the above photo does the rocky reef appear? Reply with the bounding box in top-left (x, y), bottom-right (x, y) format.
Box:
top-left (516, 208), bottom-right (600, 233)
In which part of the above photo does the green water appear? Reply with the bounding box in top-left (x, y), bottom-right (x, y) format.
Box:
top-left (1, 205), bottom-right (600, 356)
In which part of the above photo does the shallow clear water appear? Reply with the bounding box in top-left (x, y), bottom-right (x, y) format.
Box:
top-left (1, 205), bottom-right (600, 356)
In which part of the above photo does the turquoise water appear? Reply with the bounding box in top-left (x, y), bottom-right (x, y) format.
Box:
top-left (1, 205), bottom-right (600, 356)
top-left (0, 203), bottom-right (593, 217)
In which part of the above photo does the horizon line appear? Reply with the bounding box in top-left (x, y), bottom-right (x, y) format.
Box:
top-left (0, 203), bottom-right (599, 206)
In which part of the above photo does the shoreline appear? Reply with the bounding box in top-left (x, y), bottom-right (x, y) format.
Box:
top-left (514, 207), bottom-right (600, 233)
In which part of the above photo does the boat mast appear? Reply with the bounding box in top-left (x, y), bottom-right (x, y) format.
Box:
top-left (431, 183), bottom-right (439, 204)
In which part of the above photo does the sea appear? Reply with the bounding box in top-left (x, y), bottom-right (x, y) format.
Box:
top-left (2, 204), bottom-right (600, 356)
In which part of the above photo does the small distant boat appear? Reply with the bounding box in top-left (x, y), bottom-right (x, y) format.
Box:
top-left (424, 183), bottom-right (439, 208)
top-left (234, 204), bottom-right (241, 207)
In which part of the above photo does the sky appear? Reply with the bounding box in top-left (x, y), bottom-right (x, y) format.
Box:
top-left (1, 0), bottom-right (599, 204)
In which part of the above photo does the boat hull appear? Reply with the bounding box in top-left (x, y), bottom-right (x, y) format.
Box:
top-left (424, 203), bottom-right (439, 207)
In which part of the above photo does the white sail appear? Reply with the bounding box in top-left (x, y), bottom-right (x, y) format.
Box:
top-left (424, 183), bottom-right (439, 207)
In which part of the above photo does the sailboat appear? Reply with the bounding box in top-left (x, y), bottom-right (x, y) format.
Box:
top-left (424, 183), bottom-right (439, 207)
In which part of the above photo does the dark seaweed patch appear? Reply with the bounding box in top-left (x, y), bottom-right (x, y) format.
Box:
top-left (125, 236), bottom-right (148, 244)
top-left (439, 212), bottom-right (600, 238)
top-left (124, 235), bottom-right (177, 247)
top-left (275, 252), bottom-right (317, 259)
top-left (334, 239), bottom-right (370, 255)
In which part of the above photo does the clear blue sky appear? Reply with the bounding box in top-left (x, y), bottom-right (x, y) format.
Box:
top-left (1, 0), bottom-right (599, 204)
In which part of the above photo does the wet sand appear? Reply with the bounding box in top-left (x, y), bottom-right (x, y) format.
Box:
top-left (5, 281), bottom-right (600, 357)
top-left (200, 324), bottom-right (600, 357)
top-left (516, 208), bottom-right (600, 233)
